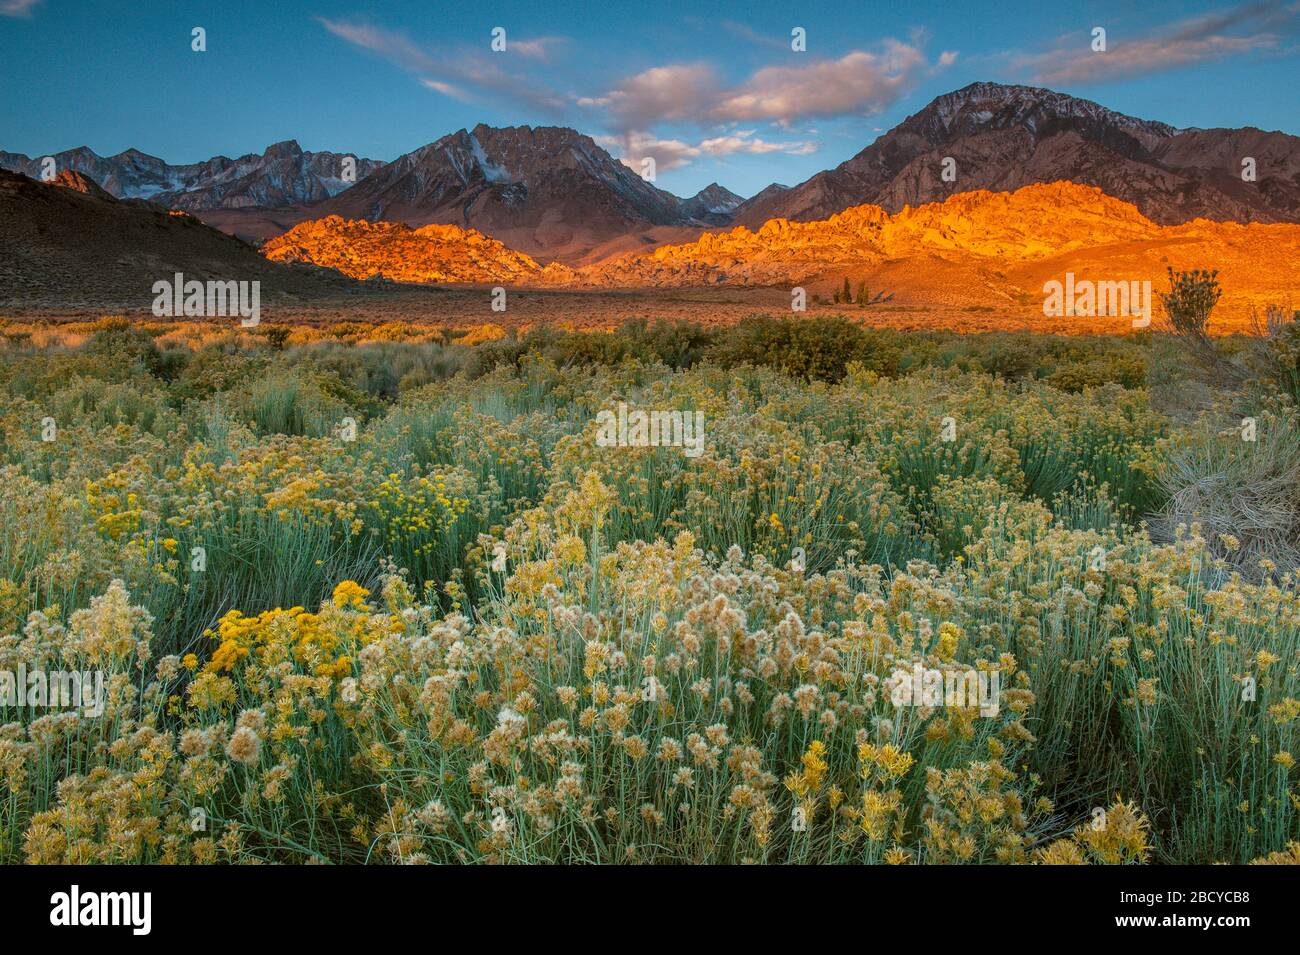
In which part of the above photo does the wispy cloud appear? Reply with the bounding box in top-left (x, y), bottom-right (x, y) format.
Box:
top-left (419, 78), bottom-right (470, 101)
top-left (1018, 0), bottom-right (1300, 84)
top-left (717, 20), bottom-right (792, 51)
top-left (698, 130), bottom-right (818, 157)
top-left (318, 18), bottom-right (568, 114)
top-left (509, 36), bottom-right (565, 60)
top-left (318, 20), bottom-right (436, 72)
top-left (0, 0), bottom-right (42, 17)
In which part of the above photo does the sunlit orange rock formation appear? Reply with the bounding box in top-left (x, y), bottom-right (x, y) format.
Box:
top-left (263, 215), bottom-right (576, 284)
top-left (258, 183), bottom-right (1300, 323)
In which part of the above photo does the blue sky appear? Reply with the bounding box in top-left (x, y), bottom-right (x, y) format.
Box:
top-left (2, 0), bottom-right (1298, 199)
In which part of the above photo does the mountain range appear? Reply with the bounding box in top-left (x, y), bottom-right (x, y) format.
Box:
top-left (0, 140), bottom-right (385, 212)
top-left (6, 82), bottom-right (1297, 266)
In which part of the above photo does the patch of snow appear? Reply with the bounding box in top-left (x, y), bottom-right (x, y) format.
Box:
top-left (469, 135), bottom-right (509, 182)
top-left (318, 176), bottom-right (350, 196)
top-left (444, 147), bottom-right (468, 184)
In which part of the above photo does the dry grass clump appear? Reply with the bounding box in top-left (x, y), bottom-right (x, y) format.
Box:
top-left (1158, 411), bottom-right (1300, 578)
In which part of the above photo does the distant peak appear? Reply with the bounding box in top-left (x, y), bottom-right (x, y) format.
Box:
top-left (680, 182), bottom-right (743, 218)
top-left (264, 140), bottom-right (303, 156)
top-left (106, 147), bottom-right (164, 165)
top-left (949, 80), bottom-right (1051, 97)
top-left (917, 81), bottom-right (1179, 137)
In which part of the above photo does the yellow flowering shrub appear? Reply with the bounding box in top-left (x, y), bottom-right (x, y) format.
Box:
top-left (0, 328), bottom-right (1296, 865)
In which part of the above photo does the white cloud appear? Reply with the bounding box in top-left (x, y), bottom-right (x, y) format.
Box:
top-left (598, 131), bottom-right (701, 171)
top-left (697, 130), bottom-right (817, 156)
top-left (712, 43), bottom-right (929, 124)
top-left (598, 129), bottom-right (819, 171)
top-left (420, 78), bottom-right (469, 100)
top-left (586, 39), bottom-right (948, 130)
top-left (590, 64), bottom-right (721, 128)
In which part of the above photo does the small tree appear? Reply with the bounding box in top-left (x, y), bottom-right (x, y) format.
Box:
top-left (842, 277), bottom-right (851, 304)
top-left (1161, 267), bottom-right (1221, 337)
top-left (1160, 267), bottom-right (1234, 381)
